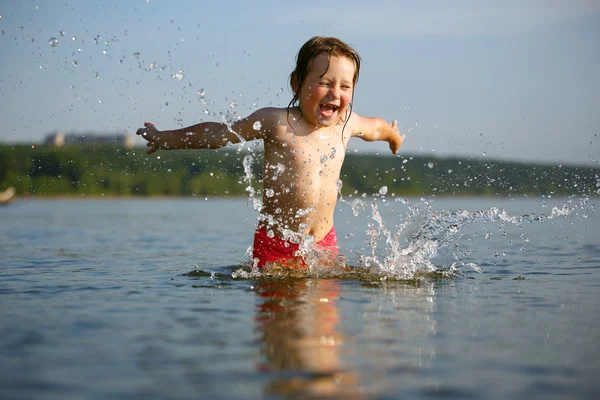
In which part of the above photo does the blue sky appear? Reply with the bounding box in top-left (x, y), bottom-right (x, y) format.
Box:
top-left (0, 0), bottom-right (598, 165)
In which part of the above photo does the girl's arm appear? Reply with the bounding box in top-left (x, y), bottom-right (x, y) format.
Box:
top-left (136, 108), bottom-right (275, 154)
top-left (350, 113), bottom-right (405, 154)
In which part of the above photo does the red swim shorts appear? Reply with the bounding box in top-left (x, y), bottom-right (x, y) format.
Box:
top-left (252, 226), bottom-right (338, 269)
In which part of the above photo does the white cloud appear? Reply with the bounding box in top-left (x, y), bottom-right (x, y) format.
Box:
top-left (276, 0), bottom-right (600, 35)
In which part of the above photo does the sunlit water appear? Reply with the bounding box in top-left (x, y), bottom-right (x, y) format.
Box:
top-left (1, 197), bottom-right (599, 399)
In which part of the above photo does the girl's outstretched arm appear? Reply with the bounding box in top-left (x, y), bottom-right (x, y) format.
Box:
top-left (136, 108), bottom-right (275, 154)
top-left (350, 113), bottom-right (405, 154)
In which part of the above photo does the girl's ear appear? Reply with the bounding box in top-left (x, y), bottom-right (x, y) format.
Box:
top-left (290, 72), bottom-right (299, 94)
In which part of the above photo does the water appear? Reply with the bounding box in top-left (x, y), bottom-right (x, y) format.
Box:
top-left (1, 197), bottom-right (599, 399)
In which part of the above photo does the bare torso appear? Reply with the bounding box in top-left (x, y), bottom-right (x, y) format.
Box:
top-left (258, 108), bottom-right (351, 241)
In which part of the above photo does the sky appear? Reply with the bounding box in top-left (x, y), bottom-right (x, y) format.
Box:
top-left (0, 0), bottom-right (599, 166)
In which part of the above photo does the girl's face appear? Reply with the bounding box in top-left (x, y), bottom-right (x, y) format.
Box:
top-left (296, 53), bottom-right (356, 128)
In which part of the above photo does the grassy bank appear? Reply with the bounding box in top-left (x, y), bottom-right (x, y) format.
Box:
top-left (1, 144), bottom-right (598, 198)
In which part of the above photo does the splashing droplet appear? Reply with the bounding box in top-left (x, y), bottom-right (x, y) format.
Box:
top-left (329, 147), bottom-right (336, 159)
top-left (252, 121), bottom-right (262, 131)
top-left (320, 155), bottom-right (328, 163)
top-left (172, 70), bottom-right (184, 81)
top-left (266, 189), bottom-right (274, 198)
top-left (379, 186), bottom-right (388, 196)
top-left (427, 162), bottom-right (434, 169)
top-left (48, 37), bottom-right (59, 47)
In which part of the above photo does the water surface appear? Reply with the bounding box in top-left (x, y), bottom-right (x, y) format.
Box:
top-left (1, 197), bottom-right (599, 399)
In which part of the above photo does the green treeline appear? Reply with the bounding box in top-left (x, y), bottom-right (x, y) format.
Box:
top-left (0, 144), bottom-right (598, 197)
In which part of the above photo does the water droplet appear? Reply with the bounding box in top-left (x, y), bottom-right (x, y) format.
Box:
top-left (172, 70), bottom-right (184, 81)
top-left (48, 37), bottom-right (59, 47)
top-left (59, 30), bottom-right (65, 37)
top-left (72, 36), bottom-right (76, 41)
top-left (266, 189), bottom-right (274, 198)
top-left (329, 147), bottom-right (336, 159)
top-left (427, 162), bottom-right (434, 169)
top-left (379, 186), bottom-right (388, 196)
top-left (267, 230), bottom-right (275, 238)
top-left (320, 155), bottom-right (328, 163)
top-left (252, 121), bottom-right (262, 131)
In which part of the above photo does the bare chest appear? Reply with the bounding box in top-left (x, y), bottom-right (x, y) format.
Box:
top-left (266, 128), bottom-right (346, 178)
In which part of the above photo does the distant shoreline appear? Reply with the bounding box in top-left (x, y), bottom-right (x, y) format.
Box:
top-left (7, 193), bottom-right (595, 202)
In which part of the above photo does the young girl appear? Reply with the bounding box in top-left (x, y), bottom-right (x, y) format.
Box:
top-left (137, 36), bottom-right (404, 269)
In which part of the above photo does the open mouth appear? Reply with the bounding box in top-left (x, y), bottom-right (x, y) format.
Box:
top-left (319, 104), bottom-right (339, 118)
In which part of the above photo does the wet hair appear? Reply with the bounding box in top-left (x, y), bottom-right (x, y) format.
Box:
top-left (287, 36), bottom-right (362, 133)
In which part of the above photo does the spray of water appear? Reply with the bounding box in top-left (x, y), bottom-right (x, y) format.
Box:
top-left (347, 196), bottom-right (589, 280)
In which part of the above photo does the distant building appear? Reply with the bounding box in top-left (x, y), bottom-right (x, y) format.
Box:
top-left (45, 131), bottom-right (134, 148)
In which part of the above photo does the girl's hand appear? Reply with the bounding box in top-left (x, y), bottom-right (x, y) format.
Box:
top-left (136, 122), bottom-right (161, 154)
top-left (388, 120), bottom-right (405, 155)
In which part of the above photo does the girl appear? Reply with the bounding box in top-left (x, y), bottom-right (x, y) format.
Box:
top-left (137, 36), bottom-right (404, 269)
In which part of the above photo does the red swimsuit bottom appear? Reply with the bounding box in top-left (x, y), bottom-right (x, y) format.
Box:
top-left (252, 227), bottom-right (338, 269)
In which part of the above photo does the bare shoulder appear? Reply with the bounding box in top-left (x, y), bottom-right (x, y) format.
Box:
top-left (232, 107), bottom-right (288, 140)
top-left (246, 107), bottom-right (288, 128)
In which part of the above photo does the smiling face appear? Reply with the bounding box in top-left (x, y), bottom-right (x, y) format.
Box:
top-left (294, 53), bottom-right (356, 128)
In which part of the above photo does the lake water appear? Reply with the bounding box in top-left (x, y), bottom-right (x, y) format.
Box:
top-left (1, 196), bottom-right (599, 399)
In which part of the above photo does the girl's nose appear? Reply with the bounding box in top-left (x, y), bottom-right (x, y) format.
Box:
top-left (329, 86), bottom-right (341, 99)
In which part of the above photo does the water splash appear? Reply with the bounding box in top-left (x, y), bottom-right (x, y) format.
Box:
top-left (354, 198), bottom-right (582, 280)
top-left (228, 196), bottom-right (591, 281)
